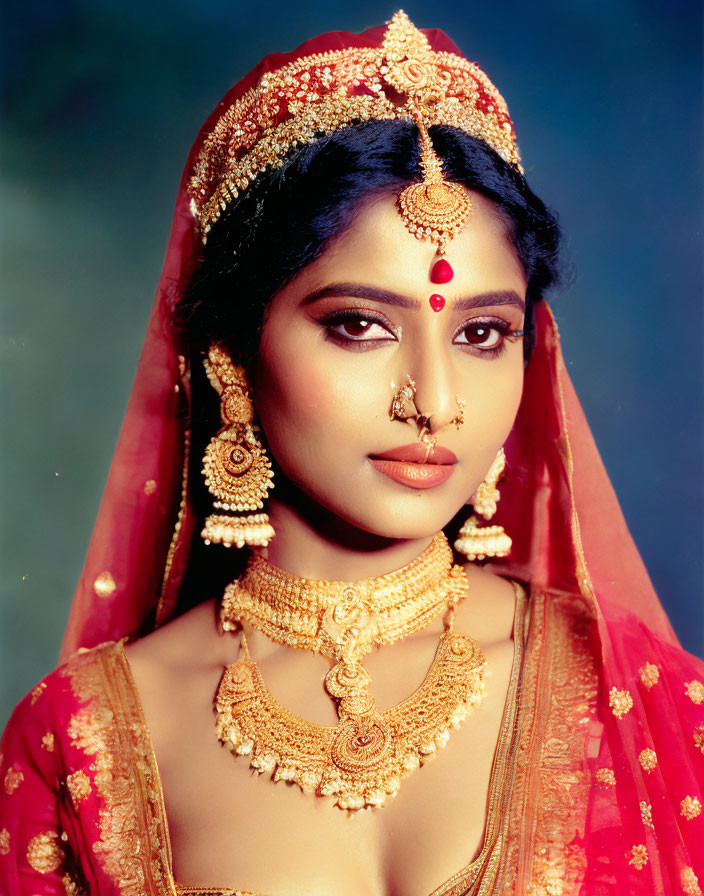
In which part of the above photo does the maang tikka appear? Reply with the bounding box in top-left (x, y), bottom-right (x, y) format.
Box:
top-left (454, 447), bottom-right (512, 561)
top-left (201, 345), bottom-right (275, 548)
top-left (397, 109), bottom-right (473, 308)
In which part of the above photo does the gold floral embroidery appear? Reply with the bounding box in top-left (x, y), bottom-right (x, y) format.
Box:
top-left (30, 681), bottom-right (47, 704)
top-left (26, 830), bottom-right (64, 874)
top-left (93, 571), bottom-right (116, 598)
top-left (525, 859), bottom-right (571, 896)
top-left (628, 844), bottom-right (648, 870)
top-left (0, 828), bottom-right (9, 855)
top-left (66, 770), bottom-right (91, 806)
top-left (62, 871), bottom-right (88, 896)
top-left (680, 795), bottom-right (702, 820)
top-left (638, 748), bottom-right (657, 773)
top-left (61, 641), bottom-right (172, 895)
top-left (639, 801), bottom-right (654, 829)
top-left (638, 662), bottom-right (660, 689)
top-left (41, 731), bottom-right (56, 751)
top-left (694, 723), bottom-right (704, 756)
top-left (685, 680), bottom-right (704, 705)
top-left (608, 686), bottom-right (633, 719)
top-left (500, 591), bottom-right (597, 895)
top-left (4, 764), bottom-right (24, 794)
top-left (596, 767), bottom-right (616, 786)
top-left (681, 866), bottom-right (702, 895)
top-left (143, 480), bottom-right (157, 495)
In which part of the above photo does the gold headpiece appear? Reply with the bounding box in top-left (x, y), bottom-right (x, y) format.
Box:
top-left (189, 11), bottom-right (522, 243)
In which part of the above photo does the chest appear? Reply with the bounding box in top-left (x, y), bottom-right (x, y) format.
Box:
top-left (155, 634), bottom-right (517, 896)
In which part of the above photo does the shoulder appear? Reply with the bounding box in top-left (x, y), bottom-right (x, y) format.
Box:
top-left (455, 561), bottom-right (521, 647)
top-left (123, 599), bottom-right (230, 723)
top-left (123, 597), bottom-right (227, 678)
top-left (0, 640), bottom-right (125, 803)
top-left (2, 640), bottom-right (124, 742)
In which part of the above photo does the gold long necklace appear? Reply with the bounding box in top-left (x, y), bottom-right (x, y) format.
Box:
top-left (215, 533), bottom-right (488, 810)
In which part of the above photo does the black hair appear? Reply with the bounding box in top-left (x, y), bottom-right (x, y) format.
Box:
top-left (174, 119), bottom-right (562, 611)
top-left (178, 118), bottom-right (562, 362)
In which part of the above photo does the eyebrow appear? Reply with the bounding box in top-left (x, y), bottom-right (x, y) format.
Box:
top-left (301, 282), bottom-right (525, 313)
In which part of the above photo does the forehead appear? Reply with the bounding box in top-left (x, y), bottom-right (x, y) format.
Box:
top-left (278, 191), bottom-right (526, 302)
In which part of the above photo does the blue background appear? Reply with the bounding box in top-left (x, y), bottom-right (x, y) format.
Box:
top-left (1, 0), bottom-right (702, 728)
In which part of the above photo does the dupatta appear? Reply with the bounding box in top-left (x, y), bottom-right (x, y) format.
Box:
top-left (54, 13), bottom-right (704, 895)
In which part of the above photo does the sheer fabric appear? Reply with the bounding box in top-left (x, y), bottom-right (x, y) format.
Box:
top-left (1, 15), bottom-right (703, 896)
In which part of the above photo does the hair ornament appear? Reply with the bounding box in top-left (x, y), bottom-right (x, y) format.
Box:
top-left (188, 10), bottom-right (521, 242)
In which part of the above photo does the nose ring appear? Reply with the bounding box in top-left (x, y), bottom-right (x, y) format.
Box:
top-left (390, 378), bottom-right (466, 431)
top-left (451, 394), bottom-right (466, 429)
top-left (389, 376), bottom-right (417, 421)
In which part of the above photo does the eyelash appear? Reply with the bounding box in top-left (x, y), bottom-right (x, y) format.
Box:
top-left (319, 310), bottom-right (522, 358)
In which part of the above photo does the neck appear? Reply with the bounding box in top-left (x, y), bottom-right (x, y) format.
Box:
top-left (259, 493), bottom-right (434, 582)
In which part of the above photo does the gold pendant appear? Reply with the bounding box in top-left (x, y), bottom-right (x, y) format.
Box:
top-left (215, 625), bottom-right (487, 810)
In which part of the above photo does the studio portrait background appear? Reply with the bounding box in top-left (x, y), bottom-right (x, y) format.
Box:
top-left (1, 0), bottom-right (702, 729)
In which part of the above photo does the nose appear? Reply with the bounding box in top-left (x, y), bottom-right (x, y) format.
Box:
top-left (407, 344), bottom-right (462, 435)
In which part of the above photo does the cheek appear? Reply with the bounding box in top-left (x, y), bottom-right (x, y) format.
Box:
top-left (463, 354), bottom-right (524, 454)
top-left (254, 321), bottom-right (372, 473)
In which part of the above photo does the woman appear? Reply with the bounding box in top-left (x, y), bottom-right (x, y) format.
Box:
top-left (1, 11), bottom-right (702, 895)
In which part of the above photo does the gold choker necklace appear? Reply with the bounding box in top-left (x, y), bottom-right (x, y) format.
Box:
top-left (215, 532), bottom-right (488, 810)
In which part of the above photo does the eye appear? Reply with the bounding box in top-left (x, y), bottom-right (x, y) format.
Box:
top-left (454, 320), bottom-right (510, 350)
top-left (321, 310), bottom-right (396, 345)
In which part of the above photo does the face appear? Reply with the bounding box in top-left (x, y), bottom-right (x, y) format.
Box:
top-left (253, 191), bottom-right (526, 540)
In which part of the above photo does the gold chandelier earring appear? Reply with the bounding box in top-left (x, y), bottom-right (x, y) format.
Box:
top-left (454, 448), bottom-right (512, 561)
top-left (200, 344), bottom-right (275, 548)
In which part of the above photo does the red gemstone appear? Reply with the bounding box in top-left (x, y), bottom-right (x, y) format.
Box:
top-left (430, 259), bottom-right (454, 284)
top-left (429, 294), bottom-right (445, 312)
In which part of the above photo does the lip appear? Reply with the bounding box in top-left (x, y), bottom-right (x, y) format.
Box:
top-left (369, 443), bottom-right (458, 465)
top-left (368, 443), bottom-right (457, 490)
top-left (369, 458), bottom-right (455, 489)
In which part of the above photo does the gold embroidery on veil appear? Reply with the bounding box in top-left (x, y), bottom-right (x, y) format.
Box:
top-left (62, 642), bottom-right (175, 896)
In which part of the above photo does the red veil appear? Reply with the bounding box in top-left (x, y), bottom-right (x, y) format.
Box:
top-left (57, 15), bottom-right (703, 895)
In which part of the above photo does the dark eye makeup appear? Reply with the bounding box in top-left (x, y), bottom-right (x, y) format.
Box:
top-left (316, 308), bottom-right (523, 358)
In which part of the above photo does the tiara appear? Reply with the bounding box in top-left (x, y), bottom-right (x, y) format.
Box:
top-left (188, 11), bottom-right (522, 242)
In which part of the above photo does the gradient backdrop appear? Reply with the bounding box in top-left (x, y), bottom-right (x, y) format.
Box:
top-left (2, 0), bottom-right (703, 728)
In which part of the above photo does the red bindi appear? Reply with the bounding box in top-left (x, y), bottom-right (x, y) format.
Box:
top-left (429, 294), bottom-right (445, 312)
top-left (430, 259), bottom-right (454, 284)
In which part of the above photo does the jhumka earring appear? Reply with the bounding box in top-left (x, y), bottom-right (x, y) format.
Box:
top-left (454, 448), bottom-right (512, 561)
top-left (201, 345), bottom-right (275, 548)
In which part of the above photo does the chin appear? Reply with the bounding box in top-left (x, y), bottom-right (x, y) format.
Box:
top-left (318, 491), bottom-right (466, 542)
top-left (275, 459), bottom-right (470, 542)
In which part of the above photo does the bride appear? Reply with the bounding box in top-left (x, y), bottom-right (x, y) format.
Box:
top-left (1, 12), bottom-right (702, 896)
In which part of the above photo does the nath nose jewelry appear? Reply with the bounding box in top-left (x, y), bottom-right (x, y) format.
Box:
top-left (390, 379), bottom-right (466, 436)
top-left (451, 395), bottom-right (466, 429)
top-left (389, 376), bottom-right (418, 421)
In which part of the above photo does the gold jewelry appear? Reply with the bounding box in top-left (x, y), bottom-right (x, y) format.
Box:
top-left (201, 345), bottom-right (275, 548)
top-left (451, 394), bottom-right (465, 429)
top-left (397, 113), bottom-right (473, 257)
top-left (215, 532), bottom-right (488, 810)
top-left (391, 379), bottom-right (465, 444)
top-left (389, 376), bottom-right (417, 421)
top-left (454, 448), bottom-right (512, 561)
top-left (189, 12), bottom-right (522, 241)
top-left (454, 517), bottom-right (512, 562)
top-left (471, 447), bottom-right (506, 520)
